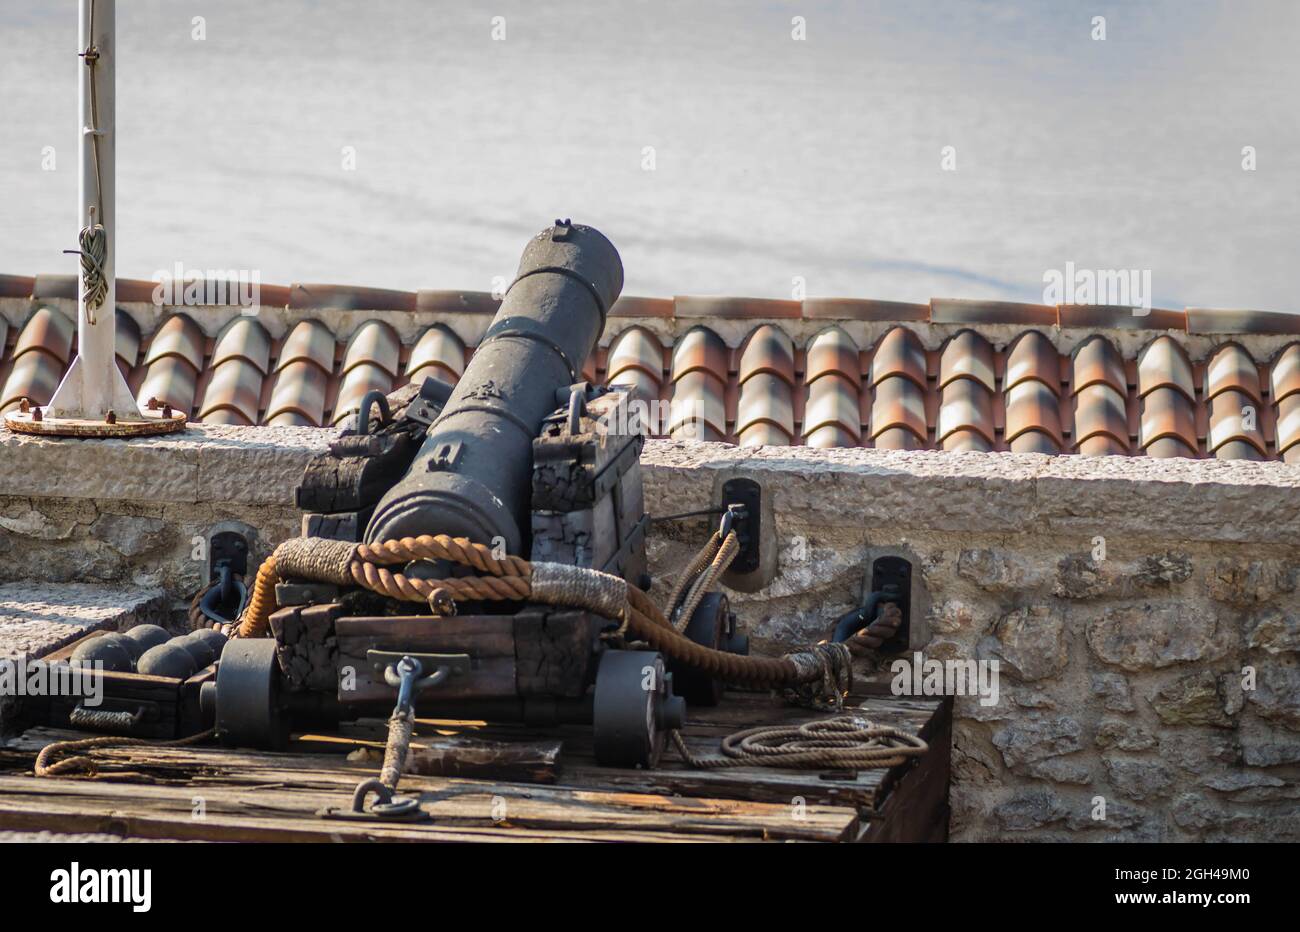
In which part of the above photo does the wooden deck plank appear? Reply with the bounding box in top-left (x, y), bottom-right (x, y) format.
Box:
top-left (0, 688), bottom-right (941, 843)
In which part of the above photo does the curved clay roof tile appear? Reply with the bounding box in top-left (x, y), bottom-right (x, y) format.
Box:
top-left (869, 327), bottom-right (926, 389)
top-left (275, 319), bottom-right (336, 373)
top-left (938, 330), bottom-right (996, 392)
top-left (332, 362), bottom-right (394, 425)
top-left (1139, 386), bottom-right (1198, 457)
top-left (342, 320), bottom-right (400, 377)
top-left (265, 360), bottom-right (329, 426)
top-left (670, 327), bottom-right (728, 383)
top-left (211, 317), bottom-right (272, 375)
top-left (406, 325), bottom-right (466, 380)
top-left (13, 306), bottom-right (75, 364)
top-left (1071, 336), bottom-right (1127, 396)
top-left (143, 313), bottom-right (205, 371)
top-left (803, 376), bottom-right (862, 444)
top-left (1004, 331), bottom-right (1060, 396)
top-left (606, 327), bottom-right (664, 386)
top-left (1137, 335), bottom-right (1195, 401)
top-left (1207, 389), bottom-right (1268, 459)
top-left (1073, 384), bottom-right (1130, 453)
top-left (804, 327), bottom-right (861, 387)
top-left (737, 325), bottom-right (796, 387)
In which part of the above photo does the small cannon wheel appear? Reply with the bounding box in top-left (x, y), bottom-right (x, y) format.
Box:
top-left (668, 591), bottom-right (729, 707)
top-left (593, 650), bottom-right (682, 769)
top-left (215, 639), bottom-right (288, 750)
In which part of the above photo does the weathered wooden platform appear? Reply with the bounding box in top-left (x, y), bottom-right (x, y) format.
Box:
top-left (0, 689), bottom-right (948, 843)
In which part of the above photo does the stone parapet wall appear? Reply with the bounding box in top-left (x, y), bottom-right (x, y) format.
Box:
top-left (1, 425), bottom-right (1297, 840)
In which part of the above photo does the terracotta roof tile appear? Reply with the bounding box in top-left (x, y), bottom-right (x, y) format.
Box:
top-left (115, 308), bottom-right (141, 369)
top-left (31, 274), bottom-right (77, 300)
top-left (0, 274), bottom-right (34, 298)
top-left (276, 319), bottom-right (335, 373)
top-left (1270, 344), bottom-right (1300, 404)
top-left (5, 272), bottom-right (1298, 461)
top-left (14, 306), bottom-right (75, 364)
top-left (1139, 387), bottom-right (1197, 458)
top-left (669, 328), bottom-right (729, 441)
top-left (1204, 343), bottom-right (1262, 407)
top-left (1006, 380), bottom-right (1063, 451)
top-left (211, 317), bottom-right (272, 374)
top-left (802, 298), bottom-right (928, 322)
top-left (1072, 335), bottom-right (1128, 396)
top-left (939, 330), bottom-right (996, 392)
top-left (1207, 389), bottom-right (1268, 460)
top-left (1070, 337), bottom-right (1132, 456)
top-left (931, 298), bottom-right (1056, 327)
top-left (198, 357), bottom-right (262, 425)
top-left (736, 384), bottom-right (794, 446)
top-left (938, 385), bottom-right (995, 451)
top-left (342, 320), bottom-right (400, 377)
top-left (606, 327), bottom-right (664, 403)
top-left (610, 296), bottom-right (674, 318)
top-left (737, 371), bottom-right (795, 447)
top-left (738, 325), bottom-right (795, 386)
top-left (290, 284), bottom-right (416, 312)
top-left (869, 374), bottom-right (928, 448)
top-left (805, 327), bottom-right (862, 386)
top-left (0, 351), bottom-right (64, 412)
top-left (671, 326), bottom-right (729, 381)
top-left (675, 296), bottom-right (801, 319)
top-left (333, 363), bottom-right (394, 425)
top-left (804, 377), bottom-right (862, 447)
top-left (138, 355), bottom-right (199, 416)
top-left (1275, 394), bottom-right (1300, 462)
top-left (1005, 331), bottom-right (1061, 395)
top-left (1058, 304), bottom-right (1186, 331)
top-left (415, 290), bottom-right (500, 315)
top-left (869, 326), bottom-right (926, 389)
top-left (265, 360), bottom-right (329, 427)
top-left (1186, 308), bottom-right (1300, 336)
top-left (143, 314), bottom-right (205, 371)
top-left (406, 324), bottom-right (466, 386)
top-left (669, 371), bottom-right (727, 442)
top-left (1137, 336), bottom-right (1195, 401)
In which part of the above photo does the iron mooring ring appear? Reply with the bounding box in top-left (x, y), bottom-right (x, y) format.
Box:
top-left (349, 778), bottom-right (423, 820)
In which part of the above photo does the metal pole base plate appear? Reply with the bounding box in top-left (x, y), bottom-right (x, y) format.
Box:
top-left (3, 409), bottom-right (187, 437)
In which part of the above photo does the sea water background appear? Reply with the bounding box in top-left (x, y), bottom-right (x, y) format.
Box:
top-left (1, 0), bottom-right (1297, 309)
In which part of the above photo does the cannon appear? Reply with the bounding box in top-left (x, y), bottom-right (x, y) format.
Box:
top-left (208, 221), bottom-right (748, 769)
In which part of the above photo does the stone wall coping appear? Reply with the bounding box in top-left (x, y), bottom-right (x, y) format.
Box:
top-left (1, 424), bottom-right (1297, 543)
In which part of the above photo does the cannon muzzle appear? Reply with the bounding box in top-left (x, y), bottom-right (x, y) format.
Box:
top-left (364, 221), bottom-right (623, 553)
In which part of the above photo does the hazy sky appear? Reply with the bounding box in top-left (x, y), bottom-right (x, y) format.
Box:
top-left (2, 0), bottom-right (1297, 310)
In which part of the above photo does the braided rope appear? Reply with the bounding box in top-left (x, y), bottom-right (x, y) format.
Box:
top-left (35, 727), bottom-right (216, 778)
top-left (664, 531), bottom-right (721, 625)
top-left (672, 531), bottom-right (739, 631)
top-left (671, 717), bottom-right (928, 770)
top-left (350, 562), bottom-right (531, 602)
top-left (356, 534), bottom-right (530, 577)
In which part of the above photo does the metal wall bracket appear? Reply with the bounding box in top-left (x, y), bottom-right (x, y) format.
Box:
top-left (721, 478), bottom-right (762, 574)
top-left (870, 556), bottom-right (912, 652)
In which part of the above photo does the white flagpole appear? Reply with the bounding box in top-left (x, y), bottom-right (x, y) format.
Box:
top-left (47, 0), bottom-right (143, 422)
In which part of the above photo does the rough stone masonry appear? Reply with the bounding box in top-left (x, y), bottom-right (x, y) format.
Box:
top-left (0, 424), bottom-right (1297, 842)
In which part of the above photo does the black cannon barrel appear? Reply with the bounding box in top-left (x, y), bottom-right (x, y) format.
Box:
top-left (364, 221), bottom-right (623, 553)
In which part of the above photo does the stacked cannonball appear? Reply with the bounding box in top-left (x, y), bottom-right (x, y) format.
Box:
top-left (69, 625), bottom-right (228, 679)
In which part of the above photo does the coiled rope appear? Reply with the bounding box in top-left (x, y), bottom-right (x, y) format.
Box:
top-left (670, 717), bottom-right (928, 770)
